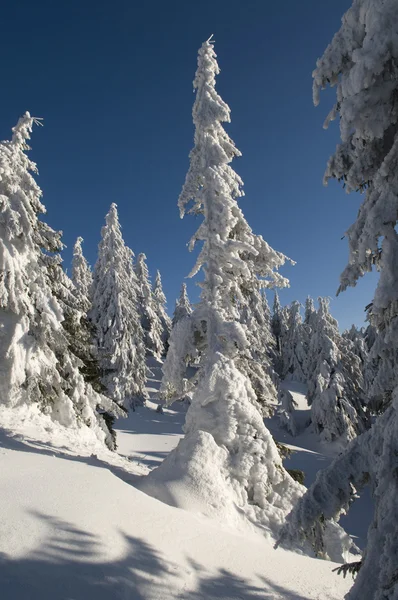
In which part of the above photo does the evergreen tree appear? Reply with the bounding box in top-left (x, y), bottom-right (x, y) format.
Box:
top-left (281, 301), bottom-right (307, 382)
top-left (91, 204), bottom-right (147, 408)
top-left (271, 291), bottom-right (286, 375)
top-left (237, 285), bottom-right (278, 416)
top-left (147, 40), bottom-right (348, 551)
top-left (280, 3), bottom-right (398, 595)
top-left (0, 112), bottom-right (122, 448)
top-left (172, 283), bottom-right (192, 326)
top-left (307, 298), bottom-right (366, 443)
top-left (304, 296), bottom-right (316, 328)
top-left (153, 270), bottom-right (172, 352)
top-left (135, 253), bottom-right (165, 359)
top-left (71, 236), bottom-right (92, 311)
top-left (302, 296), bottom-right (317, 378)
top-left (342, 325), bottom-right (368, 367)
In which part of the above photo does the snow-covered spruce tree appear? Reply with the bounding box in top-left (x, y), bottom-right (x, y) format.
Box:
top-left (71, 236), bottom-right (93, 311)
top-left (0, 113), bottom-right (122, 448)
top-left (143, 40), bottom-right (352, 553)
top-left (153, 270), bottom-right (172, 352)
top-left (261, 290), bottom-right (278, 380)
top-left (307, 298), bottom-right (366, 444)
top-left (343, 325), bottom-right (368, 368)
top-left (304, 296), bottom-right (316, 328)
top-left (91, 204), bottom-right (147, 408)
top-left (161, 282), bottom-right (197, 402)
top-left (301, 296), bottom-right (317, 378)
top-left (172, 282), bottom-right (192, 326)
top-left (70, 235), bottom-right (122, 442)
top-left (135, 253), bottom-right (165, 359)
top-left (271, 291), bottom-right (286, 376)
top-left (281, 301), bottom-right (307, 382)
top-left (237, 284), bottom-right (278, 416)
top-left (281, 3), bottom-right (398, 595)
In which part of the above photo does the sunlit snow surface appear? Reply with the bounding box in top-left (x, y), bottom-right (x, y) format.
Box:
top-left (0, 361), bottom-right (359, 599)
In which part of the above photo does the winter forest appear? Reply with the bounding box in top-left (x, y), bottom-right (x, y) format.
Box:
top-left (1, 1), bottom-right (398, 599)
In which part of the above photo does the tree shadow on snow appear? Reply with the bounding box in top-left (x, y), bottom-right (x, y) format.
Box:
top-left (0, 511), bottom-right (313, 600)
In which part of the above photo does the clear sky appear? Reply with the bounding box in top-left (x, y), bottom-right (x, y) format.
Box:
top-left (1, 0), bottom-right (378, 330)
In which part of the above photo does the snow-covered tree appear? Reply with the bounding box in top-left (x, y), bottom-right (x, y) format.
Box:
top-left (271, 291), bottom-right (286, 375)
top-left (172, 283), bottom-right (192, 326)
top-left (135, 253), bottom-right (165, 359)
top-left (304, 296), bottom-right (316, 328)
top-left (71, 236), bottom-right (92, 311)
top-left (237, 285), bottom-right (278, 416)
top-left (146, 40), bottom-right (351, 551)
top-left (0, 112), bottom-right (123, 448)
top-left (307, 298), bottom-right (366, 444)
top-left (281, 301), bottom-right (307, 382)
top-left (281, 2), bottom-right (398, 595)
top-left (342, 325), bottom-right (368, 367)
top-left (153, 270), bottom-right (172, 351)
top-left (91, 204), bottom-right (147, 408)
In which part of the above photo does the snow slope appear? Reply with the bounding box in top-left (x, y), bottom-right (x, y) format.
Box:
top-left (267, 382), bottom-right (373, 549)
top-left (0, 366), bottom-right (356, 599)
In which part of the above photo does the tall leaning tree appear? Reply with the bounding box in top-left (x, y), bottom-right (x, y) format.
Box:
top-left (143, 39), bottom-right (352, 555)
top-left (278, 2), bottom-right (398, 597)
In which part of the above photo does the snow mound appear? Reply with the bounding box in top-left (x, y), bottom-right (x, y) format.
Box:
top-left (0, 403), bottom-right (354, 600)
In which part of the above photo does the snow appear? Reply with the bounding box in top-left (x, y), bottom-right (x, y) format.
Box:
top-left (0, 367), bottom-right (358, 599)
top-left (267, 383), bottom-right (372, 551)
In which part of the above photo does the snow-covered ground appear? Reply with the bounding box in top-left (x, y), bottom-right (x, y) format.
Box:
top-left (0, 363), bottom-right (364, 599)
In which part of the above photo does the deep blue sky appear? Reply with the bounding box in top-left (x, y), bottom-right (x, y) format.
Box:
top-left (2, 0), bottom-right (378, 330)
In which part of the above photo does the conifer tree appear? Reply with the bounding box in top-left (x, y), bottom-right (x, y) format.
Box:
top-left (307, 298), bottom-right (366, 443)
top-left (172, 283), bottom-right (192, 326)
top-left (0, 113), bottom-right (122, 447)
top-left (146, 40), bottom-right (349, 552)
top-left (280, 3), bottom-right (398, 595)
top-left (304, 296), bottom-right (316, 328)
top-left (135, 253), bottom-right (165, 359)
top-left (238, 285), bottom-right (278, 416)
top-left (153, 270), bottom-right (172, 351)
top-left (281, 301), bottom-right (307, 382)
top-left (271, 291), bottom-right (286, 375)
top-left (91, 204), bottom-right (147, 408)
top-left (71, 236), bottom-right (92, 311)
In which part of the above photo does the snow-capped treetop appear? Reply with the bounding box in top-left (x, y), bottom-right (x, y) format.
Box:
top-left (0, 112), bottom-right (61, 315)
top-left (153, 271), bottom-right (167, 306)
top-left (72, 237), bottom-right (92, 310)
top-left (153, 270), bottom-right (172, 348)
top-left (135, 253), bottom-right (152, 303)
top-left (172, 282), bottom-right (192, 326)
top-left (135, 253), bottom-right (165, 358)
top-left (178, 38), bottom-right (293, 352)
top-left (282, 301), bottom-right (307, 382)
top-left (304, 296), bottom-right (316, 327)
top-left (90, 203), bottom-right (147, 406)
